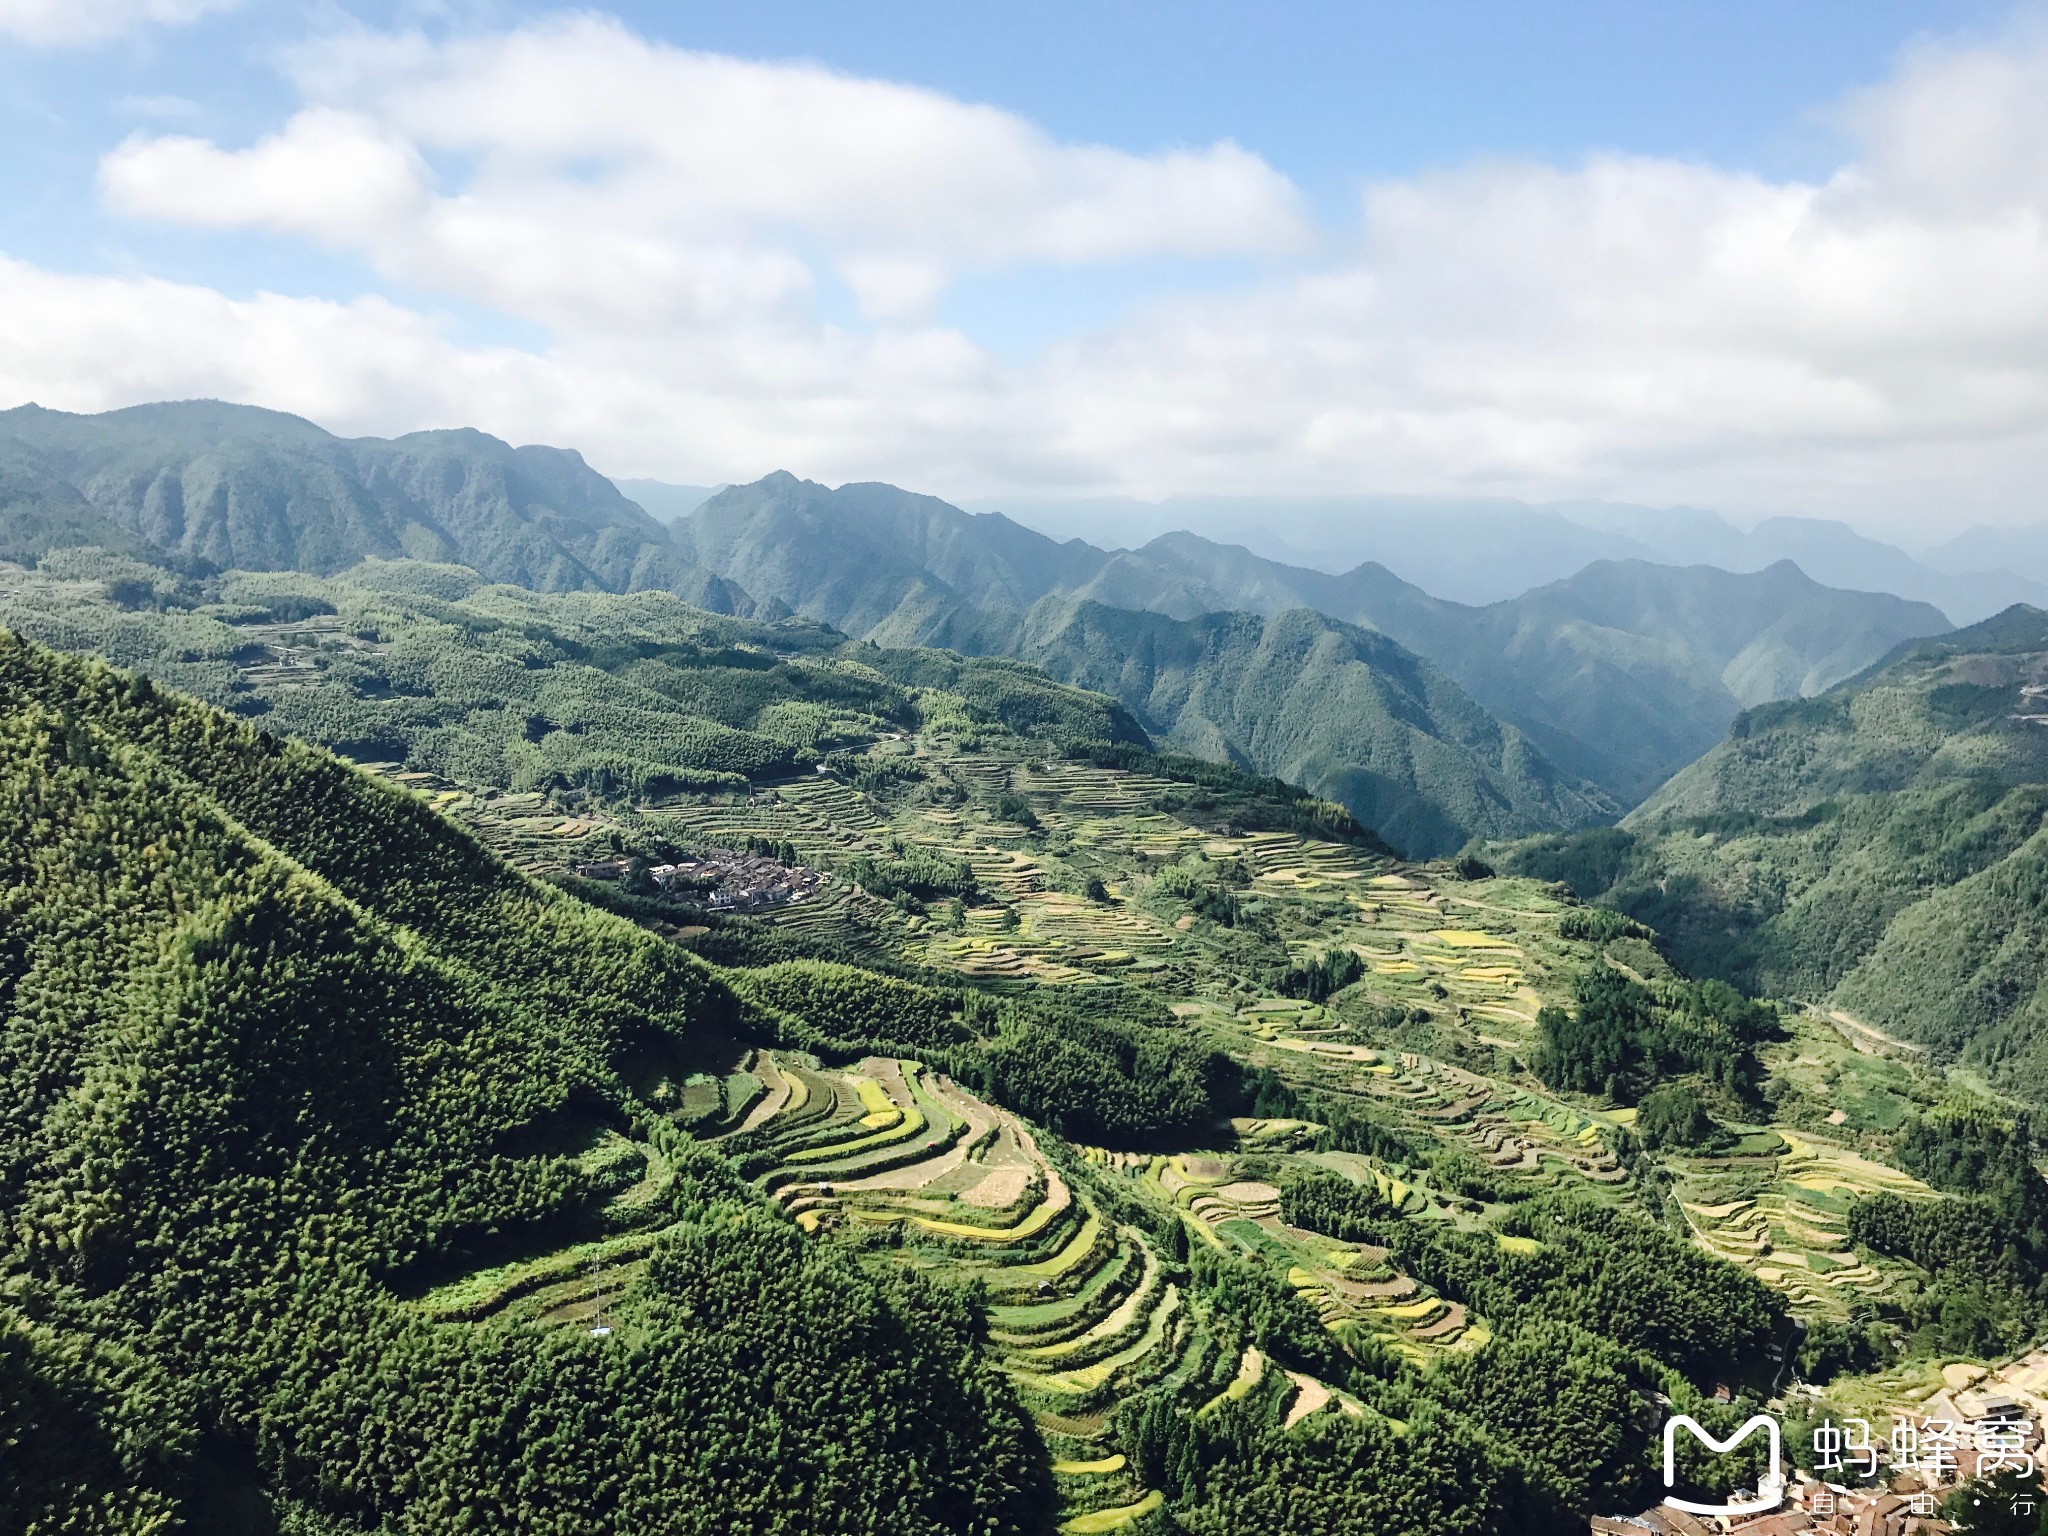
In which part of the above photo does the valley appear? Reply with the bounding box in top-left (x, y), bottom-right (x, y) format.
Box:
top-left (368, 663), bottom-right (2007, 1530)
top-left (6, 415), bottom-right (2048, 1533)
top-left (9, 0), bottom-right (2048, 1526)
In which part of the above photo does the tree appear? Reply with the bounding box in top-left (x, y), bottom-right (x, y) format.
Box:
top-left (1635, 1084), bottom-right (1717, 1149)
top-left (1945, 1469), bottom-right (2048, 1535)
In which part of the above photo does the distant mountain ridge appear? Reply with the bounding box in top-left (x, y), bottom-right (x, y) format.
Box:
top-left (0, 406), bottom-right (1958, 855)
top-left (675, 472), bottom-right (1624, 851)
top-left (1557, 501), bottom-right (2048, 625)
top-left (973, 491), bottom-right (2045, 621)
top-left (1495, 605), bottom-right (2048, 1105)
top-left (1009, 597), bottom-right (1618, 856)
top-left (675, 473), bottom-right (1950, 808)
top-left (0, 401), bottom-right (757, 614)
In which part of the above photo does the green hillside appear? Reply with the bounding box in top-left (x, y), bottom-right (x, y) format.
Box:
top-left (0, 547), bottom-right (1540, 858)
top-left (0, 548), bottom-right (1143, 799)
top-left (0, 629), bottom-right (1788, 1536)
top-left (2, 417), bottom-right (1950, 838)
top-left (1100, 543), bottom-right (1947, 804)
top-left (674, 469), bottom-right (1104, 642)
top-left (0, 631), bottom-right (1046, 1535)
top-left (676, 477), bottom-right (1621, 853)
top-left (12, 606), bottom-right (2044, 1532)
top-left (1494, 606), bottom-right (2048, 1101)
top-left (1010, 597), bottom-right (1619, 856)
top-left (0, 400), bottom-right (753, 612)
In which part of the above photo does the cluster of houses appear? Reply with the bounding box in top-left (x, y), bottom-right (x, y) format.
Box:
top-left (570, 849), bottom-right (822, 912)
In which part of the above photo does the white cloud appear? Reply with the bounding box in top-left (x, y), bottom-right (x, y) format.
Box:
top-left (11, 12), bottom-right (2048, 531)
top-left (103, 15), bottom-right (1309, 330)
top-left (0, 258), bottom-right (541, 427)
top-left (0, 0), bottom-right (234, 47)
top-left (105, 109), bottom-right (431, 246)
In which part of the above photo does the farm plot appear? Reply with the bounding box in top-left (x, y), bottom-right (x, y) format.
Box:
top-left (1114, 1151), bottom-right (1471, 1362)
top-left (1671, 1130), bottom-right (1932, 1316)
top-left (724, 1055), bottom-right (1357, 1531)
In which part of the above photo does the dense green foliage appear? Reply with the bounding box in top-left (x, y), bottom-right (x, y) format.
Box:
top-left (1841, 1112), bottom-right (2048, 1353)
top-left (1277, 1167), bottom-right (1394, 1240)
top-left (718, 963), bottom-right (1236, 1149)
top-left (0, 552), bottom-right (1141, 801)
top-left (1279, 1176), bottom-right (1785, 1380)
top-left (1534, 966), bottom-right (1776, 1105)
top-left (1273, 946), bottom-right (1367, 1003)
top-left (1846, 1110), bottom-right (2048, 1355)
top-left (1257, 1169), bottom-right (1788, 1521)
top-left (843, 846), bottom-right (979, 902)
top-left (728, 961), bottom-right (967, 1050)
top-left (0, 631), bottom-right (1045, 1534)
top-left (975, 993), bottom-right (1239, 1146)
top-left (1556, 905), bottom-right (1652, 943)
top-left (1633, 1083), bottom-right (1718, 1148)
top-left (1896, 1110), bottom-right (2048, 1207)
top-left (1945, 1468), bottom-right (2048, 1534)
top-left (0, 399), bottom-right (755, 610)
top-left (1794, 1315), bottom-right (1891, 1383)
top-left (1496, 608), bottom-right (2048, 1104)
top-left (858, 643), bottom-right (1148, 750)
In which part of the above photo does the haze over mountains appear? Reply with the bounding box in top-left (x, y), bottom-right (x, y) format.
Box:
top-left (672, 472), bottom-right (1950, 811)
top-left (0, 400), bottom-right (1982, 854)
top-left (962, 491), bottom-right (2048, 621)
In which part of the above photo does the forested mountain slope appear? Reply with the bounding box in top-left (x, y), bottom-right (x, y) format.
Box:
top-left (674, 469), bottom-right (1108, 643)
top-left (675, 474), bottom-right (1945, 808)
top-left (0, 631), bottom-right (1045, 1535)
top-left (1009, 597), bottom-right (1618, 857)
top-left (14, 599), bottom-right (2040, 1533)
top-left (1381, 558), bottom-right (1949, 804)
top-left (674, 477), bottom-right (1619, 851)
top-left (0, 626), bottom-right (1811, 1536)
top-left (1071, 539), bottom-right (1948, 804)
top-left (0, 400), bottom-right (754, 612)
top-left (4, 436), bottom-right (1542, 851)
top-left (1494, 606), bottom-right (2048, 1101)
top-left (0, 548), bottom-right (1146, 800)
top-left (0, 409), bottom-right (1950, 851)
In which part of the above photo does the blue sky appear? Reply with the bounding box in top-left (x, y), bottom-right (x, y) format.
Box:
top-left (2, 1), bottom-right (2046, 532)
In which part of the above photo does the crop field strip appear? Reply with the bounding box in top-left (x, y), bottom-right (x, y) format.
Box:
top-left (739, 1055), bottom-right (1185, 1528)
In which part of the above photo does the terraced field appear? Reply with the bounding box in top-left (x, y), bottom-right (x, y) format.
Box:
top-left (390, 716), bottom-right (2000, 1525)
top-left (714, 1054), bottom-right (1379, 1531)
top-left (1671, 1128), bottom-right (1934, 1316)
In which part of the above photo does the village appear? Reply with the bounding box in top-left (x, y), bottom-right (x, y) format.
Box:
top-left (570, 846), bottom-right (823, 913)
top-left (1596, 1352), bottom-right (2048, 1535)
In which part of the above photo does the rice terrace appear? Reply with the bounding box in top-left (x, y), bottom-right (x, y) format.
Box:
top-left (362, 673), bottom-right (1987, 1531)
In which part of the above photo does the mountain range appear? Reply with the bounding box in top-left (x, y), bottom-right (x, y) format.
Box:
top-left (957, 490), bottom-right (2048, 621)
top-left (0, 400), bottom-right (1973, 855)
top-left (0, 401), bottom-right (755, 613)
top-left (672, 473), bottom-right (1949, 811)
